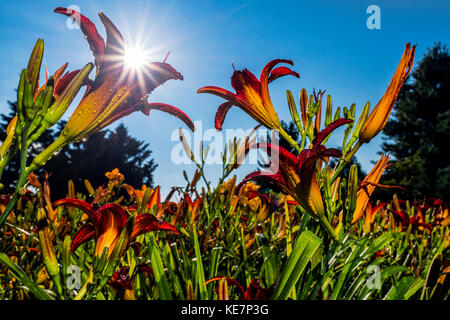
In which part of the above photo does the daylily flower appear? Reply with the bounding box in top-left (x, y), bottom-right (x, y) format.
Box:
top-left (359, 43), bottom-right (416, 143)
top-left (351, 154), bottom-right (390, 223)
top-left (197, 59), bottom-right (299, 131)
top-left (205, 277), bottom-right (273, 300)
top-left (240, 118), bottom-right (352, 219)
top-left (53, 198), bottom-right (178, 257)
top-left (30, 8), bottom-right (194, 169)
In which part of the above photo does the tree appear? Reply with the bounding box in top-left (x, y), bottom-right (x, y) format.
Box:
top-left (378, 42), bottom-right (450, 201)
top-left (1, 103), bottom-right (158, 199)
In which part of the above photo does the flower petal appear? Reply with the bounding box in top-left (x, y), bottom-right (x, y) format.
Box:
top-left (197, 86), bottom-right (248, 109)
top-left (94, 203), bottom-right (128, 256)
top-left (312, 118), bottom-right (353, 150)
top-left (131, 213), bottom-right (179, 240)
top-left (215, 102), bottom-right (233, 131)
top-left (257, 143), bottom-right (300, 171)
top-left (268, 66), bottom-right (300, 83)
top-left (71, 223), bottom-right (95, 252)
top-left (139, 102), bottom-right (195, 132)
top-left (239, 171), bottom-right (288, 193)
top-left (205, 277), bottom-right (246, 298)
top-left (53, 198), bottom-right (94, 219)
top-left (136, 62), bottom-right (184, 97)
top-left (54, 70), bottom-right (81, 97)
top-left (98, 12), bottom-right (125, 67)
top-left (260, 59), bottom-right (295, 86)
top-left (54, 7), bottom-right (105, 69)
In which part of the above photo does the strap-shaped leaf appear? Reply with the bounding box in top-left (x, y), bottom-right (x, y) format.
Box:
top-left (272, 230), bottom-right (323, 300)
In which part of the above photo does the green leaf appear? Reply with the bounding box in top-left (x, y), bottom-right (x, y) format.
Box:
top-left (272, 230), bottom-right (323, 300)
top-left (0, 253), bottom-right (54, 300)
top-left (148, 233), bottom-right (173, 299)
top-left (384, 276), bottom-right (425, 300)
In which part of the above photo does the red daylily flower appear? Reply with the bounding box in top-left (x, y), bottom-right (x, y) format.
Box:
top-left (205, 277), bottom-right (273, 300)
top-left (35, 8), bottom-right (194, 158)
top-left (197, 59), bottom-right (299, 131)
top-left (53, 198), bottom-right (178, 256)
top-left (239, 118), bottom-right (352, 218)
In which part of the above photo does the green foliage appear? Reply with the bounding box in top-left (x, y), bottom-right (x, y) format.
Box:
top-left (0, 103), bottom-right (157, 199)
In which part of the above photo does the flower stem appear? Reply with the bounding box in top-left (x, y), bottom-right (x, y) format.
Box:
top-left (330, 140), bottom-right (362, 185)
top-left (279, 128), bottom-right (302, 154)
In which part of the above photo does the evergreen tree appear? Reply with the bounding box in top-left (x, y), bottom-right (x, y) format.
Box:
top-left (378, 42), bottom-right (450, 201)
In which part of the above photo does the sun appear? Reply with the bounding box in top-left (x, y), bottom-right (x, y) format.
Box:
top-left (123, 45), bottom-right (148, 70)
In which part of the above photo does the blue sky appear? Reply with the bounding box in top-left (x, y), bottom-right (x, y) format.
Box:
top-left (1, 0), bottom-right (449, 196)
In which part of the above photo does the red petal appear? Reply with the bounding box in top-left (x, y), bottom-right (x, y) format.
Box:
top-left (231, 69), bottom-right (261, 98)
top-left (54, 70), bottom-right (80, 96)
top-left (141, 103), bottom-right (195, 131)
top-left (239, 171), bottom-right (288, 193)
top-left (71, 223), bottom-right (95, 252)
top-left (94, 203), bottom-right (128, 234)
top-left (247, 191), bottom-right (270, 204)
top-left (197, 86), bottom-right (247, 108)
top-left (257, 143), bottom-right (300, 170)
top-left (97, 12), bottom-right (125, 73)
top-left (53, 198), bottom-right (94, 219)
top-left (260, 59), bottom-right (295, 86)
top-left (313, 118), bottom-right (353, 150)
top-left (54, 7), bottom-right (105, 69)
top-left (205, 277), bottom-right (246, 298)
top-left (268, 66), bottom-right (300, 83)
top-left (131, 213), bottom-right (179, 240)
top-left (215, 102), bottom-right (233, 131)
top-left (136, 62), bottom-right (184, 97)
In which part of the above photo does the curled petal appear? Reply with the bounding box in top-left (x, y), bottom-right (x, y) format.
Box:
top-left (239, 171), bottom-right (287, 193)
top-left (247, 191), bottom-right (270, 205)
top-left (54, 7), bottom-right (105, 69)
top-left (215, 102), bottom-right (233, 131)
top-left (71, 223), bottom-right (95, 252)
top-left (93, 204), bottom-right (128, 256)
top-left (316, 147), bottom-right (342, 159)
top-left (137, 62), bottom-right (184, 97)
top-left (205, 277), bottom-right (246, 298)
top-left (54, 70), bottom-right (81, 97)
top-left (94, 203), bottom-right (127, 229)
top-left (197, 86), bottom-right (248, 109)
top-left (313, 118), bottom-right (353, 150)
top-left (260, 59), bottom-right (295, 86)
top-left (139, 102), bottom-right (195, 131)
top-left (268, 66), bottom-right (300, 83)
top-left (257, 143), bottom-right (300, 171)
top-left (53, 198), bottom-right (94, 219)
top-left (131, 213), bottom-right (179, 240)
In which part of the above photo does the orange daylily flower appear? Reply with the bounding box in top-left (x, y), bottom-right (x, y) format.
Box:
top-left (359, 43), bottom-right (416, 143)
top-left (351, 154), bottom-right (390, 223)
top-left (241, 118), bottom-right (352, 219)
top-left (197, 59), bottom-right (299, 131)
top-left (53, 198), bottom-right (178, 257)
top-left (30, 8), bottom-right (194, 168)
